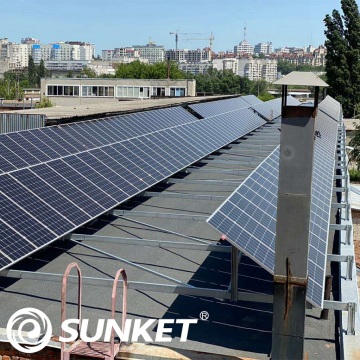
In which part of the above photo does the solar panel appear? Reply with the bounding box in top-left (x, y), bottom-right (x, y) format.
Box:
top-left (0, 104), bottom-right (267, 271)
top-left (208, 108), bottom-right (339, 307)
top-left (250, 96), bottom-right (300, 121)
top-left (0, 107), bottom-right (198, 175)
top-left (189, 97), bottom-right (250, 118)
top-left (241, 95), bottom-right (262, 105)
top-left (319, 96), bottom-right (342, 122)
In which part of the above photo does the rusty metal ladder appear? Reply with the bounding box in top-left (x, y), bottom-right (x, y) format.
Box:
top-left (61, 262), bottom-right (128, 360)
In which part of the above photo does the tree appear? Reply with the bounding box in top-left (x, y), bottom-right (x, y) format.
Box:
top-left (80, 66), bottom-right (97, 78)
top-left (114, 60), bottom-right (188, 80)
top-left (28, 55), bottom-right (38, 87)
top-left (324, 0), bottom-right (360, 117)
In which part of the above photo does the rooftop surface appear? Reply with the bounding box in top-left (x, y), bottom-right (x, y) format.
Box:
top-left (1, 96), bottom-right (228, 121)
top-left (0, 99), bottom-right (341, 359)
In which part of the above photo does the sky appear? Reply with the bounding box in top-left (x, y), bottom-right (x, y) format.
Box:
top-left (0, 0), bottom-right (351, 54)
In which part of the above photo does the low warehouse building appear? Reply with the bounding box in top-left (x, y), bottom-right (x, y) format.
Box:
top-left (40, 78), bottom-right (196, 106)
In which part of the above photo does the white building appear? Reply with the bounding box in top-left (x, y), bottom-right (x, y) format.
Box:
top-left (254, 42), bottom-right (273, 55)
top-left (234, 40), bottom-right (254, 56)
top-left (166, 48), bottom-right (212, 62)
top-left (212, 58), bottom-right (238, 74)
top-left (102, 47), bottom-right (142, 61)
top-left (31, 42), bottom-right (95, 63)
top-left (238, 58), bottom-right (277, 82)
top-left (132, 43), bottom-right (165, 64)
top-left (41, 78), bottom-right (196, 105)
top-left (177, 62), bottom-right (212, 75)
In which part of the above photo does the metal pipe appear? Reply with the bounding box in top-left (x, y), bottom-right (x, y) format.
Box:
top-left (0, 269), bottom-right (274, 303)
top-left (115, 216), bottom-right (212, 245)
top-left (69, 234), bottom-right (231, 253)
top-left (68, 239), bottom-right (192, 287)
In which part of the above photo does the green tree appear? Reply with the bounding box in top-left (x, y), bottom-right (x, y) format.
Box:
top-left (114, 60), bottom-right (188, 80)
top-left (80, 66), bottom-right (97, 78)
top-left (324, 0), bottom-right (360, 117)
top-left (35, 96), bottom-right (54, 108)
top-left (28, 55), bottom-right (38, 87)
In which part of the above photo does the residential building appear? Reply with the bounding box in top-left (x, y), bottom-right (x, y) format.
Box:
top-left (254, 42), bottom-right (273, 55)
top-left (238, 58), bottom-right (277, 82)
top-left (21, 37), bottom-right (40, 44)
top-left (132, 43), bottom-right (165, 64)
top-left (177, 62), bottom-right (212, 75)
top-left (165, 48), bottom-right (212, 62)
top-left (31, 41), bottom-right (95, 63)
top-left (212, 58), bottom-right (238, 74)
top-left (234, 40), bottom-right (254, 56)
top-left (102, 47), bottom-right (141, 61)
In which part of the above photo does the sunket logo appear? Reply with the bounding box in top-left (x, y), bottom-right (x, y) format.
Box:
top-left (7, 307), bottom-right (199, 353)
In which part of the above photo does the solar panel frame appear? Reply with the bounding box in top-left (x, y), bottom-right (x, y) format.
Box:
top-left (208, 110), bottom-right (339, 307)
top-left (0, 103), bottom-right (269, 271)
top-left (189, 97), bottom-right (250, 118)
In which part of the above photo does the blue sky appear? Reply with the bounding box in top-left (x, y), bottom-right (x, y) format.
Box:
top-left (1, 0), bottom-right (349, 54)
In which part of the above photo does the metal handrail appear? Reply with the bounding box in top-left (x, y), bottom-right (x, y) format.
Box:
top-left (61, 262), bottom-right (82, 358)
top-left (110, 269), bottom-right (128, 359)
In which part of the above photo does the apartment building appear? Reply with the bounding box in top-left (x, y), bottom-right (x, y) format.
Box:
top-left (165, 48), bottom-right (212, 62)
top-left (31, 42), bottom-right (95, 63)
top-left (212, 58), bottom-right (238, 74)
top-left (254, 42), bottom-right (273, 55)
top-left (177, 62), bottom-right (212, 75)
top-left (102, 47), bottom-right (142, 61)
top-left (234, 40), bottom-right (254, 56)
top-left (238, 58), bottom-right (277, 82)
top-left (132, 43), bottom-right (165, 64)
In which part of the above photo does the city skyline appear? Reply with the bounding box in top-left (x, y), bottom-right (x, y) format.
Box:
top-left (2, 0), bottom-right (344, 54)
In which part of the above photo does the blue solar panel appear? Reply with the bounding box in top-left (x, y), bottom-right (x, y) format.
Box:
top-left (208, 107), bottom-right (339, 308)
top-left (0, 102), bottom-right (268, 271)
top-left (319, 96), bottom-right (342, 122)
top-left (242, 95), bottom-right (262, 105)
top-left (189, 97), bottom-right (250, 118)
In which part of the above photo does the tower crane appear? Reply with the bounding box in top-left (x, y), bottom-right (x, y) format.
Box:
top-left (169, 30), bottom-right (205, 53)
top-left (184, 32), bottom-right (215, 52)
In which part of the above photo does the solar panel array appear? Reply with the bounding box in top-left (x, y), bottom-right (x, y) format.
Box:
top-left (319, 96), bottom-right (342, 122)
top-left (0, 107), bottom-right (197, 175)
top-left (208, 103), bottom-right (339, 308)
top-left (0, 104), bottom-right (269, 271)
top-left (250, 96), bottom-right (301, 121)
top-left (189, 97), bottom-right (251, 118)
top-left (241, 95), bottom-right (263, 106)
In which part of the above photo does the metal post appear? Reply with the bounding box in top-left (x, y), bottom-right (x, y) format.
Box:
top-left (347, 303), bottom-right (356, 335)
top-left (320, 275), bottom-right (333, 320)
top-left (272, 90), bottom-right (317, 359)
top-left (230, 246), bottom-right (239, 301)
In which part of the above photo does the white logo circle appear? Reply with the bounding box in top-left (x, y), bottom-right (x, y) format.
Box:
top-left (6, 308), bottom-right (52, 354)
top-left (199, 311), bottom-right (209, 321)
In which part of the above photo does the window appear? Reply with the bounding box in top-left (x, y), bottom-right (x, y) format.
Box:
top-left (47, 85), bottom-right (80, 96)
top-left (170, 87), bottom-right (186, 97)
top-left (116, 86), bottom-right (150, 98)
top-left (81, 86), bottom-right (114, 97)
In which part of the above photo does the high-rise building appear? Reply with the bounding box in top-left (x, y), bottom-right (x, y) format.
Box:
top-left (234, 40), bottom-right (254, 56)
top-left (132, 43), bottom-right (165, 64)
top-left (254, 42), bottom-right (273, 55)
top-left (238, 58), bottom-right (277, 82)
top-left (165, 48), bottom-right (211, 62)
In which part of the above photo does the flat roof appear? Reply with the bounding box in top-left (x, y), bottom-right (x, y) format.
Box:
top-left (4, 96), bottom-right (229, 121)
top-left (0, 114), bottom-right (338, 359)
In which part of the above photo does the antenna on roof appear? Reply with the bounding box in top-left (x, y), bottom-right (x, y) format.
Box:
top-left (244, 22), bottom-right (247, 41)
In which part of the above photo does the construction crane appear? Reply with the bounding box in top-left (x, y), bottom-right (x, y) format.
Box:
top-left (169, 30), bottom-right (205, 53)
top-left (184, 32), bottom-right (215, 52)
